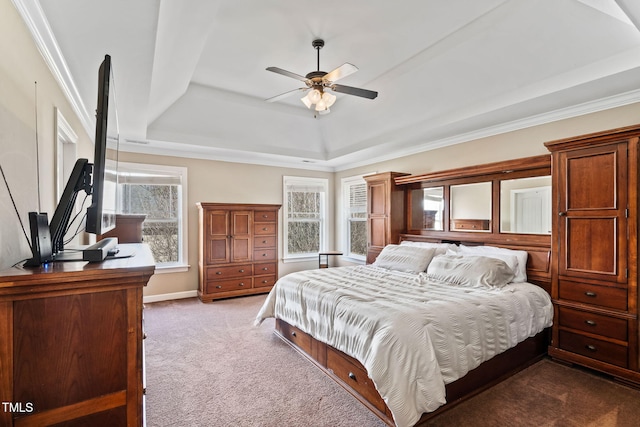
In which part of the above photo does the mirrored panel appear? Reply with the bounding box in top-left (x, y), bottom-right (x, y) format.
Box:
top-left (410, 187), bottom-right (444, 230)
top-left (450, 182), bottom-right (491, 232)
top-left (500, 176), bottom-right (551, 234)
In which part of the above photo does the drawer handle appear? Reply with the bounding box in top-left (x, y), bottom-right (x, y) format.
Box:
top-left (239, 283), bottom-right (245, 287)
top-left (215, 285), bottom-right (222, 289)
top-left (216, 271), bottom-right (222, 275)
top-left (262, 267), bottom-right (269, 271)
top-left (262, 280), bottom-right (269, 284)
top-left (585, 320), bottom-right (597, 326)
top-left (348, 372), bottom-right (357, 381)
top-left (262, 240), bottom-right (267, 244)
top-left (585, 344), bottom-right (597, 352)
top-left (291, 331), bottom-right (297, 338)
top-left (263, 253), bottom-right (267, 257)
top-left (239, 269), bottom-right (245, 273)
top-left (263, 227), bottom-right (268, 231)
top-left (584, 291), bottom-right (597, 297)
top-left (263, 215), bottom-right (268, 218)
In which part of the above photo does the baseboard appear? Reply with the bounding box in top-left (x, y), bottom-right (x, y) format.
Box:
top-left (143, 290), bottom-right (198, 303)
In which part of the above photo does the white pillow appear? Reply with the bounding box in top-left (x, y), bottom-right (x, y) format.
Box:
top-left (399, 240), bottom-right (458, 255)
top-left (426, 254), bottom-right (515, 289)
top-left (458, 245), bottom-right (528, 283)
top-left (373, 244), bottom-right (437, 273)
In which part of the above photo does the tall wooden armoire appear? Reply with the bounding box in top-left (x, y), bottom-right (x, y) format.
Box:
top-left (545, 125), bottom-right (640, 385)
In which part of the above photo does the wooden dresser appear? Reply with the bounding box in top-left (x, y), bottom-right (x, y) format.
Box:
top-left (197, 203), bottom-right (281, 302)
top-left (0, 244), bottom-right (155, 427)
top-left (545, 125), bottom-right (640, 385)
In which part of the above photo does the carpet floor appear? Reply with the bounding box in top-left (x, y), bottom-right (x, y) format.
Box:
top-left (144, 295), bottom-right (640, 427)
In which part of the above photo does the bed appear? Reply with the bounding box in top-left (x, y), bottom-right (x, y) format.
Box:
top-left (255, 240), bottom-right (553, 427)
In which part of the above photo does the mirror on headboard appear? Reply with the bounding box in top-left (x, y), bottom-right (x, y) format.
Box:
top-left (450, 182), bottom-right (491, 232)
top-left (396, 154), bottom-right (552, 238)
top-left (500, 176), bottom-right (552, 234)
top-left (410, 187), bottom-right (444, 231)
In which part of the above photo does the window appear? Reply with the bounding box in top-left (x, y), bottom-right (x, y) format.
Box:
top-left (117, 162), bottom-right (188, 270)
top-left (342, 175), bottom-right (367, 261)
top-left (283, 176), bottom-right (328, 260)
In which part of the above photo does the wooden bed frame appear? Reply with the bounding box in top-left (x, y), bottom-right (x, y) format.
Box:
top-left (273, 235), bottom-right (552, 426)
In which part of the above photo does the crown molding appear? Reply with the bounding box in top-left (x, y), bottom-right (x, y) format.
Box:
top-left (12, 0), bottom-right (94, 138)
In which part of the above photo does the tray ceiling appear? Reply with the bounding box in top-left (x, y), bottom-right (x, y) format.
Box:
top-left (15, 0), bottom-right (640, 170)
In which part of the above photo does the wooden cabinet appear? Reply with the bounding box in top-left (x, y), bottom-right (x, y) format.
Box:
top-left (0, 244), bottom-right (155, 427)
top-left (364, 172), bottom-right (408, 264)
top-left (197, 203), bottom-right (280, 302)
top-left (545, 125), bottom-right (640, 384)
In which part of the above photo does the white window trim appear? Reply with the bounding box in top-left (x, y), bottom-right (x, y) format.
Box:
top-left (341, 174), bottom-right (369, 263)
top-left (117, 161), bottom-right (189, 273)
top-left (283, 176), bottom-right (329, 262)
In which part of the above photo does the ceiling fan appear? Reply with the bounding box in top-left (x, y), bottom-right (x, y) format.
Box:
top-left (266, 39), bottom-right (378, 115)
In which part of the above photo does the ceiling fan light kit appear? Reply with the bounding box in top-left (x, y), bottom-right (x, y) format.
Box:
top-left (266, 39), bottom-right (378, 115)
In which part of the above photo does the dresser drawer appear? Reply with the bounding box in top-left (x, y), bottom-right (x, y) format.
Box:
top-left (254, 275), bottom-right (276, 288)
top-left (254, 223), bottom-right (276, 235)
top-left (559, 330), bottom-right (628, 368)
top-left (254, 248), bottom-right (277, 261)
top-left (558, 281), bottom-right (627, 311)
top-left (326, 347), bottom-right (387, 412)
top-left (206, 264), bottom-right (252, 280)
top-left (254, 262), bottom-right (277, 275)
top-left (558, 307), bottom-right (628, 341)
top-left (278, 322), bottom-right (312, 354)
top-left (206, 278), bottom-right (252, 294)
top-left (254, 211), bottom-right (277, 222)
top-left (254, 236), bottom-right (276, 248)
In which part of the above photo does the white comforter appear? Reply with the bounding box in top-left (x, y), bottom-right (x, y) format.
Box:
top-left (255, 265), bottom-right (553, 427)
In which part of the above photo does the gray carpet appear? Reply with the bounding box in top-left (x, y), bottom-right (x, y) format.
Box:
top-left (144, 295), bottom-right (386, 427)
top-left (144, 295), bottom-right (640, 427)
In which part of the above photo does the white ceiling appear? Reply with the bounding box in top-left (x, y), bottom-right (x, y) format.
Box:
top-left (15, 0), bottom-right (640, 171)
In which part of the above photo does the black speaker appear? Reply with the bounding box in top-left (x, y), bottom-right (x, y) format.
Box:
top-left (24, 212), bottom-right (53, 266)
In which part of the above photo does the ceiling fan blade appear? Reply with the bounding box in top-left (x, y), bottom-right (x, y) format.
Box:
top-left (265, 87), bottom-right (308, 103)
top-left (323, 63), bottom-right (358, 83)
top-left (266, 67), bottom-right (309, 82)
top-left (331, 84), bottom-right (378, 100)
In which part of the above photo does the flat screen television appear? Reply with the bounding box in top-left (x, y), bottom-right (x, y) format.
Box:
top-left (86, 54), bottom-right (118, 235)
top-left (26, 54), bottom-right (119, 265)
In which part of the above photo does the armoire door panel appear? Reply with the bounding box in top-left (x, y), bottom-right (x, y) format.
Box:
top-left (563, 217), bottom-right (617, 276)
top-left (208, 211), bottom-right (230, 236)
top-left (369, 182), bottom-right (387, 216)
top-left (208, 238), bottom-right (230, 264)
top-left (231, 236), bottom-right (252, 263)
top-left (231, 211), bottom-right (252, 236)
top-left (565, 151), bottom-right (618, 210)
top-left (369, 217), bottom-right (387, 247)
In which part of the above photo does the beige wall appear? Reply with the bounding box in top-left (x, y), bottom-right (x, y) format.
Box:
top-left (118, 151), bottom-right (333, 297)
top-left (0, 0), bottom-right (92, 269)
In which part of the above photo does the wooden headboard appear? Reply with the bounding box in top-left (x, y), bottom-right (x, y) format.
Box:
top-left (398, 234), bottom-right (552, 294)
